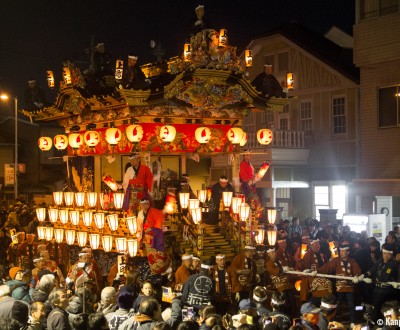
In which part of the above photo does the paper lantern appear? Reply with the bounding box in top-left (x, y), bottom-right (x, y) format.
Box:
top-left (223, 191), bottom-right (233, 208)
top-left (219, 29), bottom-right (228, 47)
top-left (36, 208), bottom-right (46, 222)
top-left (295, 280), bottom-right (301, 291)
top-left (227, 127), bottom-right (243, 144)
top-left (267, 229), bottom-right (277, 246)
top-left (37, 226), bottom-right (46, 240)
top-left (231, 197), bottom-right (242, 214)
top-left (69, 133), bottom-right (83, 149)
top-left (126, 125), bottom-right (144, 143)
top-left (126, 216), bottom-right (137, 234)
top-left (77, 231), bottom-right (87, 247)
top-left (54, 228), bottom-right (64, 243)
top-left (183, 43), bottom-right (191, 62)
top-left (59, 209), bottom-right (69, 224)
top-left (83, 130), bottom-right (100, 147)
top-left (245, 50), bottom-right (253, 67)
top-left (45, 227), bottom-right (54, 241)
top-left (256, 161), bottom-right (270, 180)
top-left (94, 213), bottom-right (105, 229)
top-left (189, 199), bottom-right (200, 210)
top-left (113, 193), bottom-right (124, 209)
top-left (53, 135), bottom-right (68, 150)
top-left (48, 208), bottom-right (58, 223)
top-left (190, 208), bottom-right (202, 224)
top-left (179, 192), bottom-right (189, 209)
top-left (87, 192), bottom-right (98, 208)
top-left (53, 191), bottom-right (63, 205)
top-left (82, 211), bottom-right (93, 227)
top-left (239, 132), bottom-right (248, 147)
top-left (115, 237), bottom-right (127, 253)
top-left (286, 72), bottom-right (294, 91)
top-left (65, 230), bottom-right (76, 245)
top-left (255, 229), bottom-right (265, 245)
top-left (38, 137), bottom-right (52, 151)
top-left (329, 241), bottom-right (339, 258)
top-left (257, 129), bottom-right (273, 145)
top-left (197, 190), bottom-right (207, 203)
top-left (115, 59), bottom-right (124, 80)
top-left (47, 70), bottom-right (55, 88)
top-left (267, 209), bottom-right (277, 225)
top-left (164, 193), bottom-right (177, 214)
top-left (195, 127), bottom-right (211, 144)
top-left (127, 239), bottom-right (138, 257)
top-left (75, 192), bottom-right (85, 207)
top-left (107, 214), bottom-right (119, 231)
top-left (102, 235), bottom-right (113, 252)
top-left (159, 125), bottom-right (176, 142)
top-left (64, 192), bottom-right (74, 206)
top-left (239, 204), bottom-right (250, 221)
top-left (63, 67), bottom-right (72, 84)
top-left (301, 243), bottom-right (308, 259)
top-left (69, 210), bottom-right (80, 226)
top-left (105, 128), bottom-right (122, 146)
top-left (89, 233), bottom-right (100, 249)
top-left (102, 176), bottom-right (119, 193)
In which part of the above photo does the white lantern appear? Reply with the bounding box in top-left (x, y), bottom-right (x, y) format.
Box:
top-left (53, 135), bottom-right (68, 150)
top-left (126, 125), bottom-right (144, 143)
top-left (190, 208), bottom-right (202, 224)
top-left (222, 191), bottom-right (233, 208)
top-left (183, 43), bottom-right (191, 62)
top-left (267, 209), bottom-right (277, 225)
top-left (197, 190), bottom-right (207, 203)
top-left (102, 235), bottom-right (113, 252)
top-left (59, 209), bottom-right (69, 224)
top-left (82, 211), bottom-right (93, 227)
top-left (115, 237), bottom-right (127, 253)
top-left (38, 137), bottom-right (52, 151)
top-left (257, 129), bottom-right (273, 145)
top-left (69, 210), bottom-right (80, 226)
top-left (89, 233), bottom-right (100, 249)
top-left (245, 50), bottom-right (253, 67)
top-left (127, 239), bottom-right (138, 257)
top-left (239, 204), bottom-right (250, 221)
top-left (47, 70), bottom-right (55, 88)
top-left (69, 133), bottom-right (83, 149)
top-left (64, 192), bottom-right (74, 206)
top-left (54, 228), bottom-right (64, 243)
top-left (267, 229), bottom-right (277, 246)
top-left (113, 193), bottom-right (124, 209)
top-left (227, 127), bottom-right (243, 144)
top-left (94, 213), bottom-right (105, 229)
top-left (195, 127), bottom-right (211, 144)
top-left (53, 191), bottom-right (63, 206)
top-left (48, 208), bottom-right (58, 223)
top-left (37, 226), bottom-right (46, 240)
top-left (87, 192), bottom-right (98, 208)
top-left (240, 132), bottom-right (248, 147)
top-left (45, 227), bottom-right (54, 241)
top-left (231, 197), bottom-right (242, 214)
top-left (36, 208), bottom-right (46, 222)
top-left (126, 216), bottom-right (137, 234)
top-left (65, 230), bottom-right (76, 245)
top-left (75, 192), bottom-right (85, 207)
top-left (63, 67), bottom-right (72, 84)
top-left (107, 214), bottom-right (119, 231)
top-left (159, 125), bottom-right (176, 142)
top-left (83, 130), bottom-right (100, 147)
top-left (105, 128), bottom-right (122, 146)
top-left (179, 192), bottom-right (189, 209)
top-left (189, 199), bottom-right (200, 210)
top-left (255, 229), bottom-right (265, 245)
top-left (77, 231), bottom-right (87, 247)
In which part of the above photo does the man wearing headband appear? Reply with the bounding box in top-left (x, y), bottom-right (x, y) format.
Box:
top-left (122, 153), bottom-right (153, 215)
top-left (251, 63), bottom-right (286, 99)
top-left (122, 53), bottom-right (148, 89)
top-left (318, 295), bottom-right (338, 330)
top-left (211, 254), bottom-right (233, 315)
top-left (317, 241), bottom-right (362, 326)
top-left (300, 239), bottom-right (326, 272)
top-left (175, 254), bottom-right (193, 291)
top-left (190, 255), bottom-right (201, 274)
top-left (206, 175), bottom-right (234, 225)
top-left (182, 259), bottom-right (215, 310)
top-left (262, 291), bottom-right (291, 330)
top-left (364, 243), bottom-right (398, 318)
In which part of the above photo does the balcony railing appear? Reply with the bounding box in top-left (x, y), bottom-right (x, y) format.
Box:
top-left (246, 130), bottom-right (308, 149)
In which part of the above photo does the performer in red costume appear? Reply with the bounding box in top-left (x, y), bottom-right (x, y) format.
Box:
top-left (122, 153), bottom-right (154, 215)
top-left (239, 150), bottom-right (261, 210)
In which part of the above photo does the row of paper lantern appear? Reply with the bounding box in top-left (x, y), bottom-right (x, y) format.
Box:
top-left (37, 226), bottom-right (138, 255)
top-left (38, 125), bottom-right (273, 151)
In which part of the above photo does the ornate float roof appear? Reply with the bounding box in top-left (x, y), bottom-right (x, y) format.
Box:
top-left (22, 28), bottom-right (291, 131)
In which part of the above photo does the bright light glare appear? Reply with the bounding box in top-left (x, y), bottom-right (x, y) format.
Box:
top-left (0, 94), bottom-right (9, 100)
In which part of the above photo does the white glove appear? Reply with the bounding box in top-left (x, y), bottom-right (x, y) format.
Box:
top-left (363, 277), bottom-right (372, 284)
top-left (282, 266), bottom-right (290, 272)
top-left (235, 292), bottom-right (240, 302)
top-left (310, 270), bottom-right (317, 276)
top-left (387, 282), bottom-right (400, 289)
top-left (303, 269), bottom-right (312, 273)
top-left (352, 276), bottom-right (359, 283)
top-left (358, 274), bottom-right (365, 281)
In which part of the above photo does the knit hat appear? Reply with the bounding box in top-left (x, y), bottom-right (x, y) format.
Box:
top-left (9, 267), bottom-right (23, 279)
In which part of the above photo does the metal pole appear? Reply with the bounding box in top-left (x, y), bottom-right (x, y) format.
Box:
top-left (14, 97), bottom-right (18, 200)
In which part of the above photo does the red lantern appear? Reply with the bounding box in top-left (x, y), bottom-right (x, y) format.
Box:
top-left (69, 133), bottom-right (83, 149)
top-left (160, 125), bottom-right (176, 142)
top-left (105, 128), bottom-right (122, 146)
top-left (38, 137), bottom-right (52, 151)
top-left (84, 130), bottom-right (100, 147)
top-left (53, 135), bottom-right (68, 150)
top-left (257, 129), bottom-right (273, 145)
top-left (227, 127), bottom-right (243, 144)
top-left (195, 127), bottom-right (211, 144)
top-left (126, 124), bottom-right (144, 143)
top-left (256, 161), bottom-right (270, 180)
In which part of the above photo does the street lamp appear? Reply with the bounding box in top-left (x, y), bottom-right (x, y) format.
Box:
top-left (0, 94), bottom-right (18, 199)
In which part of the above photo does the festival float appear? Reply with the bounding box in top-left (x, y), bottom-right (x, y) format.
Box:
top-left (25, 10), bottom-right (293, 270)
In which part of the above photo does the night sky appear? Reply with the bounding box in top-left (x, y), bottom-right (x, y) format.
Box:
top-left (0, 0), bottom-right (355, 108)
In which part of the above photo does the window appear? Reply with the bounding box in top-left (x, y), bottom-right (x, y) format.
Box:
top-left (278, 52), bottom-right (289, 72)
top-left (332, 97), bottom-right (346, 134)
top-left (314, 184), bottom-right (346, 220)
top-left (243, 115), bottom-right (255, 133)
top-left (300, 101), bottom-right (313, 131)
top-left (263, 110), bottom-right (275, 129)
top-left (279, 118), bottom-right (288, 130)
top-left (378, 85), bottom-right (400, 128)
